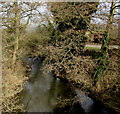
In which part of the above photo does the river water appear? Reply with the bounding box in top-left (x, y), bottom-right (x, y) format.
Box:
top-left (21, 57), bottom-right (116, 114)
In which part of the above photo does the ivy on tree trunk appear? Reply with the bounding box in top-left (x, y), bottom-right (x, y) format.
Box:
top-left (94, 2), bottom-right (115, 83)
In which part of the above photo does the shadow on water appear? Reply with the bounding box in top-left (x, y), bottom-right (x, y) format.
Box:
top-left (21, 57), bottom-right (117, 114)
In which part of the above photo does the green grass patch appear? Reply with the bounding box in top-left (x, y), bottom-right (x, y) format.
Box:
top-left (85, 46), bottom-right (101, 50)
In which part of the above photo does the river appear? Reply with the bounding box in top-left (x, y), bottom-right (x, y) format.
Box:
top-left (21, 57), bottom-right (116, 114)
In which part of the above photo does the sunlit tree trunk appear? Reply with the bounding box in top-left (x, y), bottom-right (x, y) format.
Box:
top-left (12, 2), bottom-right (20, 65)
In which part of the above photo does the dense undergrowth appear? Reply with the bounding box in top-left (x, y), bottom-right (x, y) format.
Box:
top-left (2, 24), bottom-right (120, 113)
top-left (2, 5), bottom-right (120, 112)
top-left (22, 29), bottom-right (120, 112)
top-left (2, 31), bottom-right (28, 112)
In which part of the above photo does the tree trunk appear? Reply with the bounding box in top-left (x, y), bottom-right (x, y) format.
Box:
top-left (12, 2), bottom-right (20, 65)
top-left (94, 2), bottom-right (114, 82)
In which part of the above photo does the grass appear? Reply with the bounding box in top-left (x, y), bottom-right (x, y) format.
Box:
top-left (85, 46), bottom-right (101, 50)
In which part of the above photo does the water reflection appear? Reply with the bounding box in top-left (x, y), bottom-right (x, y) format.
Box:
top-left (23, 70), bottom-right (59, 112)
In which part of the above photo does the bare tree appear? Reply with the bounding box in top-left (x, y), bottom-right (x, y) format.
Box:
top-left (1, 1), bottom-right (43, 64)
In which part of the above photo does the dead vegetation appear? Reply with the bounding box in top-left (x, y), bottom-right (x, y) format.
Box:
top-left (2, 58), bottom-right (28, 112)
top-left (2, 33), bottom-right (28, 112)
top-left (40, 46), bottom-right (120, 112)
